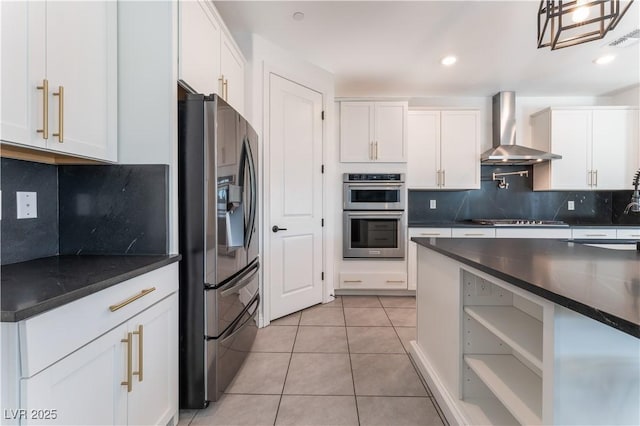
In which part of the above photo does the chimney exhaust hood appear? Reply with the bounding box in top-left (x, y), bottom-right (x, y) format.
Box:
top-left (481, 92), bottom-right (561, 165)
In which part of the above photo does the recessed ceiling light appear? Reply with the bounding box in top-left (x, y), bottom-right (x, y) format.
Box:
top-left (593, 54), bottom-right (615, 65)
top-left (292, 11), bottom-right (305, 21)
top-left (441, 55), bottom-right (457, 66)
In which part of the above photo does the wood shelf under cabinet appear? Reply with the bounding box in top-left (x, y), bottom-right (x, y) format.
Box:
top-left (464, 306), bottom-right (543, 371)
top-left (464, 354), bottom-right (542, 426)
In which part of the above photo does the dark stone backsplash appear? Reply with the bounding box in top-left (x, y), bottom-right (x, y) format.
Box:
top-left (59, 165), bottom-right (169, 255)
top-left (409, 165), bottom-right (640, 226)
top-left (1, 158), bottom-right (169, 265)
top-left (1, 158), bottom-right (59, 264)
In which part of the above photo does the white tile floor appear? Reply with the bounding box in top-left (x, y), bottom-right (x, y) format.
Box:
top-left (178, 296), bottom-right (447, 426)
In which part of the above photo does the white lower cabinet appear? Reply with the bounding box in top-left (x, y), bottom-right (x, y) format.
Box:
top-left (16, 264), bottom-right (178, 426)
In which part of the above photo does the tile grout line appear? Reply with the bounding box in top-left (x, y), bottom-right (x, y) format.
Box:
top-left (343, 298), bottom-right (361, 426)
top-left (272, 314), bottom-right (301, 425)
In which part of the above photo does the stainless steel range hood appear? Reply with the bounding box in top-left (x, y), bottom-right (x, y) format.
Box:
top-left (481, 92), bottom-right (561, 165)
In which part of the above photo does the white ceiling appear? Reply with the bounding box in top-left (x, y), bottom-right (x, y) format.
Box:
top-left (214, 0), bottom-right (640, 98)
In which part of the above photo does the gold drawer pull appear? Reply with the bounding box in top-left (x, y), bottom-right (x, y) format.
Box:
top-left (36, 79), bottom-right (49, 139)
top-left (109, 287), bottom-right (156, 312)
top-left (386, 280), bottom-right (406, 283)
top-left (343, 280), bottom-right (362, 283)
top-left (584, 234), bottom-right (608, 237)
top-left (420, 233), bottom-right (441, 236)
top-left (121, 332), bottom-right (133, 392)
top-left (53, 86), bottom-right (64, 142)
top-left (132, 325), bottom-right (144, 382)
top-left (464, 233), bottom-right (486, 236)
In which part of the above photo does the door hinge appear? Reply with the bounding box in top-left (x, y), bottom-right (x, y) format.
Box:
top-left (321, 218), bottom-right (324, 227)
top-left (321, 272), bottom-right (324, 280)
top-left (321, 110), bottom-right (325, 120)
top-left (321, 164), bottom-right (325, 174)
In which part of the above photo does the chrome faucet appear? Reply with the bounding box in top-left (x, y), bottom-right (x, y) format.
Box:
top-left (624, 170), bottom-right (640, 214)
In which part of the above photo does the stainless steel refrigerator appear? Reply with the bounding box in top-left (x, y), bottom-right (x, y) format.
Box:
top-left (178, 85), bottom-right (260, 408)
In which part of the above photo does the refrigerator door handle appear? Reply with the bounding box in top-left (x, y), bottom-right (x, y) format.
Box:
top-left (220, 261), bottom-right (259, 298)
top-left (206, 257), bottom-right (259, 291)
top-left (219, 295), bottom-right (260, 344)
top-left (241, 137), bottom-right (257, 250)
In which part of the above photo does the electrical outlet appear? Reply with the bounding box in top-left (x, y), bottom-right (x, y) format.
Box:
top-left (16, 192), bottom-right (37, 219)
top-left (568, 200), bottom-right (575, 211)
top-left (429, 199), bottom-right (437, 209)
top-left (476, 279), bottom-right (492, 296)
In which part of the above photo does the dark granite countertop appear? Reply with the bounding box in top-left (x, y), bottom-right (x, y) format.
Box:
top-left (1, 255), bottom-right (181, 322)
top-left (408, 221), bottom-right (640, 228)
top-left (412, 238), bottom-right (640, 338)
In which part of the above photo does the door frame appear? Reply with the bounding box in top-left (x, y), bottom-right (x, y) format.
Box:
top-left (260, 61), bottom-right (336, 327)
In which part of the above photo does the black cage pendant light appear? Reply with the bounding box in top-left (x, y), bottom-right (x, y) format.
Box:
top-left (537, 0), bottom-right (635, 50)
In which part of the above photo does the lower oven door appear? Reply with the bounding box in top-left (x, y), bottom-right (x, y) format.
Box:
top-left (343, 211), bottom-right (405, 259)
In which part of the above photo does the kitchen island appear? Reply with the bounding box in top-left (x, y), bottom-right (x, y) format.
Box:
top-left (410, 238), bottom-right (639, 426)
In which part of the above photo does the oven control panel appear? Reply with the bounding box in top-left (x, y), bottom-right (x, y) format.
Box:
top-left (344, 173), bottom-right (404, 182)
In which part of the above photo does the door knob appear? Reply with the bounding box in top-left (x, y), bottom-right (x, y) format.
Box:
top-left (272, 225), bottom-right (288, 233)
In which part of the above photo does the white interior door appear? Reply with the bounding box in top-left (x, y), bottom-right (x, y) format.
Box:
top-left (269, 73), bottom-right (323, 320)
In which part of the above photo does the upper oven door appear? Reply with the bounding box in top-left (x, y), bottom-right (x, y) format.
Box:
top-left (343, 182), bottom-right (405, 210)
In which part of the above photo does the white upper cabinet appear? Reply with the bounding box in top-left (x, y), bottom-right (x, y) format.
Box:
top-left (340, 101), bottom-right (408, 162)
top-left (178, 0), bottom-right (222, 96)
top-left (532, 107), bottom-right (639, 191)
top-left (1, 1), bottom-right (117, 162)
top-left (178, 0), bottom-right (245, 114)
top-left (407, 109), bottom-right (480, 189)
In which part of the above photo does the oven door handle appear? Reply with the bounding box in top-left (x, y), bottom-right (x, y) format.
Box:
top-left (345, 183), bottom-right (404, 188)
top-left (345, 211), bottom-right (404, 217)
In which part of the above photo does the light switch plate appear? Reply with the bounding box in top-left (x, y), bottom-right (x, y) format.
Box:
top-left (17, 192), bottom-right (37, 219)
top-left (567, 200), bottom-right (575, 211)
top-left (430, 199), bottom-right (437, 209)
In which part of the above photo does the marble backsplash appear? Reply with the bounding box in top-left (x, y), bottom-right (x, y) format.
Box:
top-left (1, 158), bottom-right (169, 265)
top-left (409, 165), bottom-right (640, 226)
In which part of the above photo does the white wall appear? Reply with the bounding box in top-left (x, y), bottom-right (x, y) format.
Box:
top-left (238, 34), bottom-right (336, 324)
top-left (605, 84), bottom-right (640, 106)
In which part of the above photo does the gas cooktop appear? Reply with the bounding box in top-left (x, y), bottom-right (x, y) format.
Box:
top-left (471, 219), bottom-right (569, 227)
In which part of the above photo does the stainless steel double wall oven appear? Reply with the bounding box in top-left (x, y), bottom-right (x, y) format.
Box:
top-left (343, 173), bottom-right (406, 259)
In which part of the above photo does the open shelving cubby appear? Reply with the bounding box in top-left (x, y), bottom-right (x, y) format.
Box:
top-left (460, 269), bottom-right (545, 425)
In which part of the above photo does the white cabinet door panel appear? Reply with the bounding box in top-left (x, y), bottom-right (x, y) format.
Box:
top-left (221, 33), bottom-right (245, 114)
top-left (592, 109), bottom-right (639, 190)
top-left (178, 0), bottom-right (221, 95)
top-left (127, 295), bottom-right (178, 426)
top-left (407, 111), bottom-right (440, 188)
top-left (340, 102), bottom-right (374, 162)
top-left (45, 1), bottom-right (117, 161)
top-left (375, 102), bottom-right (407, 162)
top-left (21, 324), bottom-right (127, 426)
top-left (440, 111), bottom-right (480, 189)
top-left (0, 1), bottom-right (46, 149)
top-left (549, 110), bottom-right (591, 190)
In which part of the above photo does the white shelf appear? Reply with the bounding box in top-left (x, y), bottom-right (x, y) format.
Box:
top-left (460, 397), bottom-right (519, 426)
top-left (464, 354), bottom-right (542, 426)
top-left (465, 306), bottom-right (543, 371)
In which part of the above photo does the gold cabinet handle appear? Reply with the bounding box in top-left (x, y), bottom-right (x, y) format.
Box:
top-left (343, 280), bottom-right (362, 283)
top-left (375, 141), bottom-right (378, 160)
top-left (442, 169), bottom-right (445, 187)
top-left (370, 142), bottom-right (374, 160)
top-left (36, 79), bottom-right (49, 139)
top-left (223, 79), bottom-right (229, 100)
top-left (585, 234), bottom-right (608, 237)
top-left (52, 86), bottom-right (64, 142)
top-left (464, 233), bottom-right (486, 236)
top-left (386, 280), bottom-right (406, 283)
top-left (121, 332), bottom-right (133, 392)
top-left (132, 325), bottom-right (143, 382)
top-left (420, 233), bottom-right (441, 236)
top-left (109, 287), bottom-right (156, 312)
top-left (219, 74), bottom-right (228, 100)
top-left (593, 169), bottom-right (598, 187)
